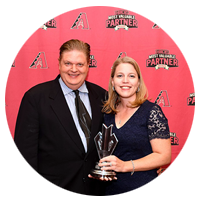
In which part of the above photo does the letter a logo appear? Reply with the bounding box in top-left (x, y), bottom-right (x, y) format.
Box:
top-left (71, 12), bottom-right (89, 30)
top-left (118, 52), bottom-right (127, 59)
top-left (155, 90), bottom-right (170, 107)
top-left (153, 12), bottom-right (170, 29)
top-left (29, 52), bottom-right (48, 69)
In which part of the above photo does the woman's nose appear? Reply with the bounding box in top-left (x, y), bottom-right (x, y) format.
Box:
top-left (122, 76), bottom-right (128, 83)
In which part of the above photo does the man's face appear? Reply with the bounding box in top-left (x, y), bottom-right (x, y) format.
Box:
top-left (59, 50), bottom-right (89, 90)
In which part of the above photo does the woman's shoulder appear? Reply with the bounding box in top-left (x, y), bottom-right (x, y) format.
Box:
top-left (143, 100), bottom-right (168, 122)
top-left (142, 100), bottom-right (165, 117)
top-left (142, 100), bottom-right (160, 110)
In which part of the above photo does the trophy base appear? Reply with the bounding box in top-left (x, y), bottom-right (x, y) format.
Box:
top-left (90, 162), bottom-right (116, 179)
top-left (90, 169), bottom-right (116, 179)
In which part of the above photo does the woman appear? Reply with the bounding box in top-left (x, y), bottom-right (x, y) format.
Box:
top-left (99, 56), bottom-right (171, 195)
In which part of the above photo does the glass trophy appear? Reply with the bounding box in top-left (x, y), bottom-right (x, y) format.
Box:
top-left (90, 124), bottom-right (118, 179)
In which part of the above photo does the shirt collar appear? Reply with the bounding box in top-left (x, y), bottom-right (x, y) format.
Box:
top-left (59, 77), bottom-right (88, 95)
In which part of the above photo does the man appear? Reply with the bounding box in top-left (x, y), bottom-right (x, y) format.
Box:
top-left (14, 39), bottom-right (106, 195)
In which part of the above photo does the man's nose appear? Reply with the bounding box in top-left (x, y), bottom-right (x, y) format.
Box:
top-left (71, 64), bottom-right (77, 72)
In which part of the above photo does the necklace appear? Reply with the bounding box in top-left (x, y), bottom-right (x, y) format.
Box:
top-left (117, 106), bottom-right (140, 126)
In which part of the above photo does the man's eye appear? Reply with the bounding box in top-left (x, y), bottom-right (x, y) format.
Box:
top-left (65, 62), bottom-right (71, 66)
top-left (77, 63), bottom-right (83, 67)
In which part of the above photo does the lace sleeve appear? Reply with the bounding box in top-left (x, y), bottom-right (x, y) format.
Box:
top-left (148, 105), bottom-right (170, 140)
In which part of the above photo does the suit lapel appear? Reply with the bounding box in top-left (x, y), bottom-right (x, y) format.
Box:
top-left (49, 76), bottom-right (85, 154)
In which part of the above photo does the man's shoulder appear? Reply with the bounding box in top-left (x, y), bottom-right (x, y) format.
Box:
top-left (25, 77), bottom-right (58, 97)
top-left (85, 81), bottom-right (107, 100)
top-left (86, 81), bottom-right (106, 92)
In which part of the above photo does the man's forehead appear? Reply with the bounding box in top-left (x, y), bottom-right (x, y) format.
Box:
top-left (62, 50), bottom-right (86, 60)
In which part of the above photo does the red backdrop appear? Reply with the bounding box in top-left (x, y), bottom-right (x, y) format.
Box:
top-left (5, 6), bottom-right (195, 166)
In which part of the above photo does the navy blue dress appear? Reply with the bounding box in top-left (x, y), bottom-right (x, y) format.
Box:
top-left (104, 100), bottom-right (170, 195)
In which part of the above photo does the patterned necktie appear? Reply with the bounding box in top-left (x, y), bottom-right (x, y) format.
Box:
top-left (73, 90), bottom-right (91, 148)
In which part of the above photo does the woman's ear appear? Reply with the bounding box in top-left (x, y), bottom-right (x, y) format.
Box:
top-left (111, 78), bottom-right (114, 87)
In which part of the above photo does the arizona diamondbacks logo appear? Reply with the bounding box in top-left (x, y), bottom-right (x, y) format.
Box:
top-left (155, 90), bottom-right (170, 107)
top-left (12, 60), bottom-right (15, 68)
top-left (29, 52), bottom-right (48, 69)
top-left (111, 52), bottom-right (127, 69)
top-left (118, 52), bottom-right (127, 58)
top-left (153, 12), bottom-right (170, 29)
top-left (71, 12), bottom-right (89, 30)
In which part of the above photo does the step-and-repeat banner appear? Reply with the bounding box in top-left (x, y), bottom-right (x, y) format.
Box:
top-left (5, 6), bottom-right (195, 167)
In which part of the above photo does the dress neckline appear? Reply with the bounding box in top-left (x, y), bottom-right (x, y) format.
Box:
top-left (114, 103), bottom-right (144, 130)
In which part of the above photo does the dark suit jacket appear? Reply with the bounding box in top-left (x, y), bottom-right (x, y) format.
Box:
top-left (14, 75), bottom-right (107, 195)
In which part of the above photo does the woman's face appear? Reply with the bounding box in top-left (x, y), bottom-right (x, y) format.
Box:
top-left (112, 63), bottom-right (140, 102)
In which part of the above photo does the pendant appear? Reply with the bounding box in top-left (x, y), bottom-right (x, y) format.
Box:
top-left (119, 120), bottom-right (121, 124)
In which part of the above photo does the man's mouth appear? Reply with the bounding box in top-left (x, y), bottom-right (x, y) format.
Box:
top-left (69, 74), bottom-right (79, 78)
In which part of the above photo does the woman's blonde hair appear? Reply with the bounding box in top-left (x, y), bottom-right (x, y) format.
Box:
top-left (102, 56), bottom-right (148, 114)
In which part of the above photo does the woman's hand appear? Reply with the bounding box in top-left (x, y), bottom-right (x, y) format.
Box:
top-left (99, 155), bottom-right (126, 172)
top-left (157, 167), bottom-right (166, 175)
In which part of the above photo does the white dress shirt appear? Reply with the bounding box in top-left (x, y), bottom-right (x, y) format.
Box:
top-left (59, 77), bottom-right (92, 152)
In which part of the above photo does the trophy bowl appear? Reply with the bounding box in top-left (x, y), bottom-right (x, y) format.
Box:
top-left (90, 124), bottom-right (118, 180)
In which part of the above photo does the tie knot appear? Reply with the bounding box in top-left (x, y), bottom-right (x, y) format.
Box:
top-left (73, 90), bottom-right (79, 96)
